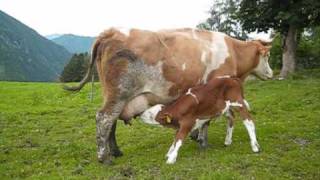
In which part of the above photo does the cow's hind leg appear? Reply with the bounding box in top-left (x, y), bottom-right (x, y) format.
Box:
top-left (109, 121), bottom-right (123, 157)
top-left (96, 101), bottom-right (126, 164)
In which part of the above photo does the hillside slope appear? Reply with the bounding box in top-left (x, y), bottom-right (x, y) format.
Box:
top-left (51, 34), bottom-right (95, 54)
top-left (0, 10), bottom-right (71, 81)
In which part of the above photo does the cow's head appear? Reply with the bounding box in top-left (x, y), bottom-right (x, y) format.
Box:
top-left (252, 41), bottom-right (273, 80)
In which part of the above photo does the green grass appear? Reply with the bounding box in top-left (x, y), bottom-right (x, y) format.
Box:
top-left (1, 70), bottom-right (320, 179)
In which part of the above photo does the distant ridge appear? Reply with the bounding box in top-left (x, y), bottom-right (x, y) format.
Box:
top-left (45, 34), bottom-right (62, 40)
top-left (0, 10), bottom-right (71, 82)
top-left (51, 34), bottom-right (95, 54)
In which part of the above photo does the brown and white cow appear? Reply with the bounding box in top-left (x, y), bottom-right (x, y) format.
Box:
top-left (64, 27), bottom-right (272, 164)
top-left (140, 77), bottom-right (258, 164)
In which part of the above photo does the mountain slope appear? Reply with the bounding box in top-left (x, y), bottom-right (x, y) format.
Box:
top-left (0, 10), bottom-right (71, 82)
top-left (51, 34), bottom-right (95, 54)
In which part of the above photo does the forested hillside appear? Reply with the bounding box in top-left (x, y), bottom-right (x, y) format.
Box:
top-left (0, 10), bottom-right (71, 82)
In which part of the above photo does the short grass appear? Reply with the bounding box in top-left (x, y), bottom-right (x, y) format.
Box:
top-left (1, 70), bottom-right (320, 179)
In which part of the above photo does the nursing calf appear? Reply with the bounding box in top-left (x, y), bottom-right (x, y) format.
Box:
top-left (141, 77), bottom-right (260, 164)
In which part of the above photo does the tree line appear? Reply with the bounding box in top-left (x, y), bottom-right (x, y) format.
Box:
top-left (60, 53), bottom-right (98, 82)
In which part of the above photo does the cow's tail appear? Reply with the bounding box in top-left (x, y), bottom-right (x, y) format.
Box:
top-left (63, 40), bottom-right (100, 91)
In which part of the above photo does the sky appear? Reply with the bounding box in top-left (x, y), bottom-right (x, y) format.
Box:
top-left (0, 0), bottom-right (212, 36)
top-left (0, 0), bottom-right (269, 39)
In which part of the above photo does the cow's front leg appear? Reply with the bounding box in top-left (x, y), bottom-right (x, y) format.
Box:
top-left (189, 121), bottom-right (210, 148)
top-left (197, 123), bottom-right (209, 148)
top-left (96, 101), bottom-right (125, 165)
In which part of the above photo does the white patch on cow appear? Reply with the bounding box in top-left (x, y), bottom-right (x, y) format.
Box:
top-left (243, 99), bottom-right (251, 111)
top-left (192, 119), bottom-right (210, 131)
top-left (141, 61), bottom-right (175, 101)
top-left (202, 32), bottom-right (230, 83)
top-left (201, 51), bottom-right (207, 63)
top-left (192, 29), bottom-right (198, 39)
top-left (140, 104), bottom-right (163, 125)
top-left (243, 119), bottom-right (260, 152)
top-left (166, 139), bottom-right (182, 164)
top-left (222, 100), bottom-right (243, 114)
top-left (116, 27), bottom-right (131, 36)
top-left (182, 63), bottom-right (186, 71)
top-left (224, 126), bottom-right (234, 146)
top-left (253, 55), bottom-right (273, 80)
top-left (97, 147), bottom-right (105, 159)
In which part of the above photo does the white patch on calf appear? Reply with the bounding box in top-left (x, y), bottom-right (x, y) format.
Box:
top-left (222, 100), bottom-right (243, 114)
top-left (202, 32), bottom-right (230, 83)
top-left (243, 99), bottom-right (251, 111)
top-left (166, 139), bottom-right (182, 164)
top-left (243, 119), bottom-right (260, 152)
top-left (217, 75), bottom-right (231, 79)
top-left (224, 126), bottom-right (234, 146)
top-left (140, 104), bottom-right (163, 125)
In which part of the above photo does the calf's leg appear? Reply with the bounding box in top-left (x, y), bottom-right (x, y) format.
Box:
top-left (238, 106), bottom-right (260, 152)
top-left (224, 110), bottom-right (235, 146)
top-left (166, 122), bottom-right (193, 164)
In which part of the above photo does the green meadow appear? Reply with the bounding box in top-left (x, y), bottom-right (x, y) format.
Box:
top-left (1, 70), bottom-right (320, 179)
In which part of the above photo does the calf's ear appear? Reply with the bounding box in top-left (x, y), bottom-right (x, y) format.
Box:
top-left (163, 113), bottom-right (173, 123)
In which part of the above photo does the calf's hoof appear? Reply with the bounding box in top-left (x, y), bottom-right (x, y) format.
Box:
top-left (224, 140), bottom-right (232, 146)
top-left (251, 142), bottom-right (260, 153)
top-left (166, 157), bottom-right (177, 164)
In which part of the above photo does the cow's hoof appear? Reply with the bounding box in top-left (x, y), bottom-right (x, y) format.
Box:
top-left (98, 158), bottom-right (114, 165)
top-left (189, 130), bottom-right (199, 142)
top-left (111, 149), bottom-right (123, 157)
top-left (198, 141), bottom-right (210, 149)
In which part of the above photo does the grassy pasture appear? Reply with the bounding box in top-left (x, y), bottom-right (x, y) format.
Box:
top-left (0, 70), bottom-right (320, 179)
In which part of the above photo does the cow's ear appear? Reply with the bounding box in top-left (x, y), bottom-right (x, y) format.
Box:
top-left (265, 45), bottom-right (272, 51)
